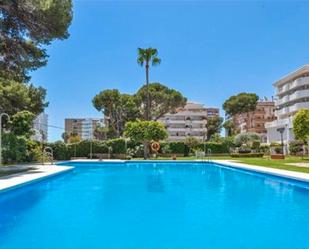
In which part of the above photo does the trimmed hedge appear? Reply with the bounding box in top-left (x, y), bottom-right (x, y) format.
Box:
top-left (230, 153), bottom-right (264, 158)
top-left (49, 138), bottom-right (235, 160)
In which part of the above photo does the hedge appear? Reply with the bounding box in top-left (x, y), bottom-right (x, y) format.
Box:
top-left (230, 153), bottom-right (264, 158)
top-left (48, 138), bottom-right (235, 160)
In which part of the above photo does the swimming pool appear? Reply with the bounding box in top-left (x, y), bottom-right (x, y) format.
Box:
top-left (0, 161), bottom-right (309, 249)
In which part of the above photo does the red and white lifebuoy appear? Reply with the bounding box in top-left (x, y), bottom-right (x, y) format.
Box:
top-left (151, 142), bottom-right (160, 152)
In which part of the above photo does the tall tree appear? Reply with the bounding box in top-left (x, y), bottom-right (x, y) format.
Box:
top-left (206, 116), bottom-right (223, 140)
top-left (223, 92), bottom-right (259, 117)
top-left (293, 109), bottom-right (309, 142)
top-left (135, 83), bottom-right (187, 120)
top-left (93, 89), bottom-right (140, 137)
top-left (124, 120), bottom-right (167, 159)
top-left (10, 111), bottom-right (35, 138)
top-left (137, 47), bottom-right (161, 120)
top-left (0, 79), bottom-right (48, 116)
top-left (223, 119), bottom-right (239, 137)
top-left (0, 0), bottom-right (73, 81)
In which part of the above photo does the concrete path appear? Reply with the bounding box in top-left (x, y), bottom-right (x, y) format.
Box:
top-left (214, 160), bottom-right (309, 183)
top-left (0, 165), bottom-right (73, 192)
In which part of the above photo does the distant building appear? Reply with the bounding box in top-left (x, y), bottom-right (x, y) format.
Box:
top-left (32, 113), bottom-right (48, 142)
top-left (265, 65), bottom-right (309, 144)
top-left (158, 102), bottom-right (220, 141)
top-left (233, 100), bottom-right (276, 142)
top-left (65, 118), bottom-right (104, 141)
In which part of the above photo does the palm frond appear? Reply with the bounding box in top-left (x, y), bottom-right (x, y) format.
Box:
top-left (152, 57), bottom-right (161, 66)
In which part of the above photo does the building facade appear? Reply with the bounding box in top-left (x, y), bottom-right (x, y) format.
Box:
top-left (265, 65), bottom-right (309, 144)
top-left (233, 100), bottom-right (276, 142)
top-left (32, 113), bottom-right (48, 142)
top-left (65, 118), bottom-right (104, 141)
top-left (158, 102), bottom-right (220, 141)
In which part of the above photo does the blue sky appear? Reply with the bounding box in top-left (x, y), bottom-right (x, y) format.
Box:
top-left (31, 0), bottom-right (309, 141)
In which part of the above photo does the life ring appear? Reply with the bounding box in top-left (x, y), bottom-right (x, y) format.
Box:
top-left (151, 142), bottom-right (160, 152)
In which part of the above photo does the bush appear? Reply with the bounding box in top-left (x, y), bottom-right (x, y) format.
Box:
top-left (169, 141), bottom-right (187, 154)
top-left (106, 138), bottom-right (126, 154)
top-left (230, 153), bottom-right (264, 158)
top-left (48, 141), bottom-right (70, 160)
top-left (196, 142), bottom-right (231, 154)
top-left (234, 132), bottom-right (260, 147)
top-left (289, 140), bottom-right (304, 155)
top-left (259, 144), bottom-right (270, 154)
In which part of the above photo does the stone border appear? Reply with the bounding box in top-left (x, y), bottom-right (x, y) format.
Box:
top-left (213, 160), bottom-right (309, 183)
top-left (61, 159), bottom-right (309, 183)
top-left (0, 165), bottom-right (73, 193)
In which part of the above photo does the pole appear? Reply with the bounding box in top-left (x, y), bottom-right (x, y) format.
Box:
top-left (0, 113), bottom-right (10, 166)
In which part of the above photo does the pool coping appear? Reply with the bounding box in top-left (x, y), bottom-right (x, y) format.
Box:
top-left (212, 160), bottom-right (309, 183)
top-left (60, 159), bottom-right (309, 183)
top-left (0, 165), bottom-right (73, 193)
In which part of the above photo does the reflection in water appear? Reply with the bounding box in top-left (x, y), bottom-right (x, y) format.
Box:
top-left (147, 169), bottom-right (165, 193)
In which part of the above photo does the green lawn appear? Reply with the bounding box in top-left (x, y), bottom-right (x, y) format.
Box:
top-left (231, 156), bottom-right (309, 173)
top-left (137, 155), bottom-right (309, 173)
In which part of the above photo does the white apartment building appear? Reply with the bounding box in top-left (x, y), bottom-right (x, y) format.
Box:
top-left (65, 118), bottom-right (104, 140)
top-left (158, 102), bottom-right (220, 141)
top-left (266, 65), bottom-right (309, 144)
top-left (32, 113), bottom-right (48, 142)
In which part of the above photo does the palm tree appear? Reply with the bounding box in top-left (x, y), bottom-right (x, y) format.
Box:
top-left (137, 47), bottom-right (161, 120)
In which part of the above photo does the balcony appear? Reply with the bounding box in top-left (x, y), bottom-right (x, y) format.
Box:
top-left (289, 102), bottom-right (309, 113)
top-left (275, 107), bottom-right (289, 117)
top-left (277, 76), bottom-right (309, 95)
top-left (289, 89), bottom-right (309, 102)
top-left (265, 117), bottom-right (292, 129)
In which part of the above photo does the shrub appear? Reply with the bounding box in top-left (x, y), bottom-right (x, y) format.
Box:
top-left (289, 140), bottom-right (304, 155)
top-left (48, 141), bottom-right (70, 160)
top-left (196, 142), bottom-right (231, 154)
top-left (106, 138), bottom-right (126, 154)
top-left (169, 141), bottom-right (186, 154)
top-left (234, 132), bottom-right (260, 147)
top-left (259, 144), bottom-right (270, 154)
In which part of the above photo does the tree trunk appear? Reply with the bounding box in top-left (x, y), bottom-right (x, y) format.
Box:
top-left (143, 141), bottom-right (148, 159)
top-left (145, 63), bottom-right (150, 121)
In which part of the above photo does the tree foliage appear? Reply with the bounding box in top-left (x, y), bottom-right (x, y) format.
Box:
top-left (223, 92), bottom-right (259, 117)
top-left (234, 132), bottom-right (260, 147)
top-left (135, 83), bottom-right (187, 120)
top-left (206, 116), bottom-right (223, 140)
top-left (93, 83), bottom-right (186, 137)
top-left (223, 119), bottom-right (239, 137)
top-left (184, 136), bottom-right (200, 153)
top-left (137, 47), bottom-right (161, 120)
top-left (293, 109), bottom-right (309, 142)
top-left (10, 111), bottom-right (35, 138)
top-left (124, 120), bottom-right (167, 159)
top-left (0, 0), bottom-right (73, 81)
top-left (124, 120), bottom-right (168, 143)
top-left (93, 89), bottom-right (140, 136)
top-left (0, 79), bottom-right (48, 116)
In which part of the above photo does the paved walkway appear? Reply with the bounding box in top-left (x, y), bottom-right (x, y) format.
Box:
top-left (0, 165), bottom-right (73, 192)
top-left (214, 160), bottom-right (309, 183)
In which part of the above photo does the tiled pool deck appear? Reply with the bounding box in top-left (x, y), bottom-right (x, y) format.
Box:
top-left (1, 159), bottom-right (309, 192)
top-left (0, 165), bottom-right (73, 192)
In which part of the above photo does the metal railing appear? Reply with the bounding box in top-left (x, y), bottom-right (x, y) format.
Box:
top-left (43, 147), bottom-right (54, 165)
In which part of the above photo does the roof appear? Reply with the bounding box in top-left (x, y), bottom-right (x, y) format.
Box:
top-left (273, 64), bottom-right (309, 87)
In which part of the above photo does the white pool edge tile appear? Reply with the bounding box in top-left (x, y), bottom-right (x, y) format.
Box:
top-left (213, 160), bottom-right (309, 183)
top-left (0, 165), bottom-right (73, 192)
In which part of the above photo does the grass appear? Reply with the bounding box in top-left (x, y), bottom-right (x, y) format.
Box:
top-left (135, 155), bottom-right (309, 173)
top-left (232, 156), bottom-right (309, 173)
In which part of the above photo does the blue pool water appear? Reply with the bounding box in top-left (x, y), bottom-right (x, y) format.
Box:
top-left (1, 161), bottom-right (309, 249)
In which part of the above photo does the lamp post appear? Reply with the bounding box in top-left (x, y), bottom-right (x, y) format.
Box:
top-left (0, 113), bottom-right (10, 166)
top-left (277, 127), bottom-right (285, 154)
